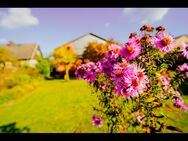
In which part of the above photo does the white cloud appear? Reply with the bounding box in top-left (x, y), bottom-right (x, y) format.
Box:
top-left (122, 8), bottom-right (170, 24)
top-left (105, 22), bottom-right (110, 28)
top-left (0, 8), bottom-right (39, 29)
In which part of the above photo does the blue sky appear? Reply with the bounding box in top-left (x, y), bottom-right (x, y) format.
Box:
top-left (0, 8), bottom-right (188, 57)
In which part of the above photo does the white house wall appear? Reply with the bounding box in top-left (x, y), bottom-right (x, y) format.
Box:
top-left (20, 59), bottom-right (37, 68)
top-left (175, 36), bottom-right (188, 48)
top-left (71, 34), bottom-right (107, 55)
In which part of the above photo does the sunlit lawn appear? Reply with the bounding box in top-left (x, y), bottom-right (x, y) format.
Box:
top-left (0, 79), bottom-right (187, 133)
top-left (0, 80), bottom-right (107, 133)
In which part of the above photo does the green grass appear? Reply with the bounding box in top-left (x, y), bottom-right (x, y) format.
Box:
top-left (0, 79), bottom-right (187, 133)
top-left (0, 80), bottom-right (106, 133)
top-left (161, 95), bottom-right (188, 133)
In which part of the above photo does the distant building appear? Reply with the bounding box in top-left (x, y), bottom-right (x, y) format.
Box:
top-left (51, 33), bottom-right (108, 78)
top-left (0, 42), bottom-right (43, 67)
top-left (175, 35), bottom-right (188, 47)
top-left (60, 33), bottom-right (108, 56)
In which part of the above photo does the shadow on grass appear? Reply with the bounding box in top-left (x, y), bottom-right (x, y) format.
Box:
top-left (0, 122), bottom-right (30, 133)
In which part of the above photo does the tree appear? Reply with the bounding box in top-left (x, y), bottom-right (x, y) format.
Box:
top-left (82, 39), bottom-right (121, 63)
top-left (36, 55), bottom-right (50, 77)
top-left (51, 44), bottom-right (77, 80)
top-left (0, 47), bottom-right (17, 70)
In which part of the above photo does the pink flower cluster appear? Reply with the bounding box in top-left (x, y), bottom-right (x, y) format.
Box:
top-left (99, 82), bottom-right (107, 90)
top-left (106, 44), bottom-right (122, 60)
top-left (112, 62), bottom-right (149, 98)
top-left (75, 62), bottom-right (97, 83)
top-left (180, 42), bottom-right (188, 59)
top-left (92, 114), bottom-right (102, 128)
top-left (120, 37), bottom-right (142, 61)
top-left (134, 112), bottom-right (145, 123)
top-left (151, 32), bottom-right (175, 54)
top-left (176, 63), bottom-right (188, 77)
top-left (177, 63), bottom-right (188, 72)
top-left (160, 76), bottom-right (171, 91)
top-left (173, 98), bottom-right (188, 111)
top-left (75, 28), bottom-right (188, 129)
top-left (76, 43), bottom-right (149, 99)
top-left (97, 58), bottom-right (115, 76)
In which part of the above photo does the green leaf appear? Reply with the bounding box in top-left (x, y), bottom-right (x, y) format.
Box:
top-left (145, 97), bottom-right (155, 103)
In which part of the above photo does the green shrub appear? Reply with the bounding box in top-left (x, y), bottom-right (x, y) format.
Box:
top-left (5, 74), bottom-right (31, 89)
top-left (6, 79), bottom-right (18, 89)
top-left (15, 74), bottom-right (32, 84)
top-left (36, 58), bottom-right (50, 76)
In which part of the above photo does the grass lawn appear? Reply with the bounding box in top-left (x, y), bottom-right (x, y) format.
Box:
top-left (0, 79), bottom-right (187, 133)
top-left (0, 80), bottom-right (107, 133)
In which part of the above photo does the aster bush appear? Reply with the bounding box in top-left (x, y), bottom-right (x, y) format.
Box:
top-left (76, 25), bottom-right (188, 133)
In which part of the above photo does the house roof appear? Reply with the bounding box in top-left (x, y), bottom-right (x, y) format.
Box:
top-left (55, 33), bottom-right (108, 55)
top-left (174, 35), bottom-right (188, 47)
top-left (175, 34), bottom-right (188, 39)
top-left (64, 33), bottom-right (108, 46)
top-left (0, 43), bottom-right (41, 60)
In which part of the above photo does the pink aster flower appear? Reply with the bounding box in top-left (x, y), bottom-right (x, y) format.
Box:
top-left (138, 56), bottom-right (147, 63)
top-left (134, 112), bottom-right (144, 123)
top-left (186, 72), bottom-right (188, 77)
top-left (173, 98), bottom-right (188, 111)
top-left (76, 62), bottom-right (98, 83)
top-left (159, 76), bottom-right (171, 91)
top-left (128, 35), bottom-right (143, 43)
top-left (120, 40), bottom-right (142, 61)
top-left (111, 61), bottom-right (129, 81)
top-left (99, 82), bottom-right (107, 90)
top-left (133, 64), bottom-right (149, 90)
top-left (180, 42), bottom-right (188, 59)
top-left (151, 32), bottom-right (175, 54)
top-left (177, 63), bottom-right (188, 72)
top-left (75, 65), bottom-right (85, 80)
top-left (106, 44), bottom-right (122, 60)
top-left (98, 59), bottom-right (115, 76)
top-left (126, 65), bottom-right (149, 98)
top-left (113, 64), bottom-right (149, 98)
top-left (125, 86), bottom-right (140, 98)
top-left (92, 114), bottom-right (102, 128)
top-left (84, 71), bottom-right (96, 83)
top-left (136, 115), bottom-right (145, 123)
top-left (181, 105), bottom-right (188, 111)
top-left (161, 76), bottom-right (171, 85)
top-left (174, 90), bottom-right (181, 97)
top-left (173, 98), bottom-right (183, 108)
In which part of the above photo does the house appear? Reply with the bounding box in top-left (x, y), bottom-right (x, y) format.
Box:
top-left (51, 33), bottom-right (108, 78)
top-left (0, 42), bottom-right (43, 67)
top-left (61, 33), bottom-right (108, 56)
top-left (175, 35), bottom-right (188, 48)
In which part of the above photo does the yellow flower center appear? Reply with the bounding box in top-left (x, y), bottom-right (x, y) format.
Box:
top-left (120, 62), bottom-right (128, 67)
top-left (115, 70), bottom-right (124, 77)
top-left (126, 46), bottom-right (134, 54)
top-left (161, 37), bottom-right (171, 46)
top-left (114, 48), bottom-right (120, 54)
top-left (132, 79), bottom-right (139, 86)
top-left (138, 72), bottom-right (144, 78)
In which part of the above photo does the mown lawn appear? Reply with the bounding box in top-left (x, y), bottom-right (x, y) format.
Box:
top-left (0, 80), bottom-right (107, 133)
top-left (0, 79), bottom-right (187, 133)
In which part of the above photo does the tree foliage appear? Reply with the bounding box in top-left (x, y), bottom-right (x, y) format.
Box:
top-left (0, 47), bottom-right (18, 69)
top-left (82, 40), bottom-right (120, 63)
top-left (51, 44), bottom-right (77, 65)
top-left (50, 44), bottom-right (77, 80)
top-left (36, 55), bottom-right (50, 77)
